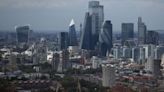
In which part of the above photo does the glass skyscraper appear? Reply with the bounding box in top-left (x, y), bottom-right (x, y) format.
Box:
top-left (121, 23), bottom-right (134, 46)
top-left (80, 12), bottom-right (93, 50)
top-left (89, 1), bottom-right (104, 49)
top-left (68, 19), bottom-right (77, 46)
top-left (80, 1), bottom-right (104, 51)
top-left (146, 30), bottom-right (159, 45)
top-left (138, 17), bottom-right (147, 45)
top-left (99, 20), bottom-right (113, 56)
top-left (16, 25), bottom-right (30, 43)
top-left (59, 32), bottom-right (69, 50)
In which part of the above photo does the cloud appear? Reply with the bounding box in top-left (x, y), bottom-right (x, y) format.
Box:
top-left (0, 0), bottom-right (86, 8)
top-left (1, 0), bottom-right (163, 9)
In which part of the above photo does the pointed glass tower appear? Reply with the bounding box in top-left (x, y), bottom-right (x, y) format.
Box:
top-left (99, 20), bottom-right (113, 56)
top-left (68, 19), bottom-right (78, 46)
top-left (80, 12), bottom-right (93, 50)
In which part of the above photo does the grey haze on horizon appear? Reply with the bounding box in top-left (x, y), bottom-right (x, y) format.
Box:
top-left (0, 0), bottom-right (164, 32)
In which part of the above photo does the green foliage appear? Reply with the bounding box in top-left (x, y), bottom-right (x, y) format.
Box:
top-left (60, 76), bottom-right (77, 92)
top-left (59, 76), bottom-right (106, 92)
top-left (65, 68), bottom-right (102, 75)
top-left (80, 79), bottom-right (105, 92)
top-left (0, 78), bottom-right (10, 92)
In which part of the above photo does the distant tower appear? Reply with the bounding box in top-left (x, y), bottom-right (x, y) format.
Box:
top-left (80, 12), bottom-right (93, 50)
top-left (154, 46), bottom-right (164, 59)
top-left (112, 46), bottom-right (122, 59)
top-left (89, 1), bottom-right (104, 49)
top-left (145, 57), bottom-right (161, 77)
top-left (122, 46), bottom-right (132, 58)
top-left (80, 23), bottom-right (82, 38)
top-left (146, 30), bottom-right (159, 45)
top-left (69, 19), bottom-right (78, 46)
top-left (138, 17), bottom-right (147, 45)
top-left (99, 20), bottom-right (113, 56)
top-left (121, 23), bottom-right (134, 46)
top-left (16, 25), bottom-right (30, 44)
top-left (161, 54), bottom-right (164, 69)
top-left (102, 65), bottom-right (116, 87)
top-left (61, 50), bottom-right (69, 71)
top-left (59, 32), bottom-right (69, 50)
top-left (52, 52), bottom-right (60, 71)
top-left (132, 47), bottom-right (140, 62)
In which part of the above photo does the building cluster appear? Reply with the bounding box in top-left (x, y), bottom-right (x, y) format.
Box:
top-left (0, 0), bottom-right (164, 92)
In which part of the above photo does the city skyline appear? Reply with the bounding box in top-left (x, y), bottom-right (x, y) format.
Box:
top-left (0, 0), bottom-right (164, 31)
top-left (0, 1), bottom-right (164, 92)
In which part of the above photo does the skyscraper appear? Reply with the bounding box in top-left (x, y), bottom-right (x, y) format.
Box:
top-left (80, 12), bottom-right (93, 50)
top-left (146, 30), bottom-right (159, 45)
top-left (16, 25), bottom-right (30, 43)
top-left (145, 57), bottom-right (161, 77)
top-left (68, 19), bottom-right (77, 46)
top-left (112, 46), bottom-right (122, 59)
top-left (89, 1), bottom-right (104, 49)
top-left (138, 17), bottom-right (147, 45)
top-left (80, 23), bottom-right (82, 38)
top-left (121, 23), bottom-right (134, 45)
top-left (52, 52), bottom-right (60, 71)
top-left (154, 46), bottom-right (164, 59)
top-left (99, 20), bottom-right (113, 56)
top-left (59, 32), bottom-right (69, 50)
top-left (132, 47), bottom-right (140, 62)
top-left (102, 65), bottom-right (116, 87)
top-left (122, 46), bottom-right (132, 58)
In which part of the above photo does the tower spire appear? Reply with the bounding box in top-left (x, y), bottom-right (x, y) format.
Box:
top-left (69, 19), bottom-right (75, 27)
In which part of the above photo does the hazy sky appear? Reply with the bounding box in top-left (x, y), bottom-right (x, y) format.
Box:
top-left (0, 0), bottom-right (164, 32)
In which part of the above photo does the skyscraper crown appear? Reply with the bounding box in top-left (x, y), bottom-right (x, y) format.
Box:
top-left (69, 19), bottom-right (75, 27)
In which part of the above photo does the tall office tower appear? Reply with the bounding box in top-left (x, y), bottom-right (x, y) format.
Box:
top-left (132, 47), bottom-right (146, 64)
top-left (52, 52), bottom-right (60, 71)
top-left (102, 65), bottom-right (116, 87)
top-left (154, 46), bottom-right (164, 59)
top-left (99, 20), bottom-right (113, 56)
top-left (80, 12), bottom-right (93, 50)
top-left (138, 17), bottom-right (147, 45)
top-left (112, 46), bottom-right (122, 59)
top-left (161, 55), bottom-right (164, 77)
top-left (80, 23), bottom-right (82, 38)
top-left (28, 30), bottom-right (34, 43)
top-left (8, 54), bottom-right (18, 72)
top-left (68, 19), bottom-right (77, 46)
top-left (121, 23), bottom-right (134, 46)
top-left (132, 47), bottom-right (140, 62)
top-left (16, 25), bottom-right (30, 43)
top-left (61, 50), bottom-right (69, 71)
top-left (89, 1), bottom-right (104, 49)
top-left (139, 47), bottom-right (146, 64)
top-left (161, 54), bottom-right (164, 69)
top-left (59, 32), bottom-right (69, 50)
top-left (145, 57), bottom-right (161, 77)
top-left (143, 44), bottom-right (155, 59)
top-left (146, 30), bottom-right (159, 45)
top-left (122, 46), bottom-right (132, 58)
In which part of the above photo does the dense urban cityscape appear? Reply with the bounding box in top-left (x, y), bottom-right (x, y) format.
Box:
top-left (0, 0), bottom-right (164, 92)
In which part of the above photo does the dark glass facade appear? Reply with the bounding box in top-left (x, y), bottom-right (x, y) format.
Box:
top-left (59, 32), bottom-right (69, 50)
top-left (121, 23), bottom-right (134, 45)
top-left (146, 31), bottom-right (159, 45)
top-left (68, 19), bottom-right (77, 46)
top-left (80, 12), bottom-right (93, 50)
top-left (16, 25), bottom-right (30, 43)
top-left (99, 20), bottom-right (113, 56)
top-left (138, 17), bottom-right (147, 45)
